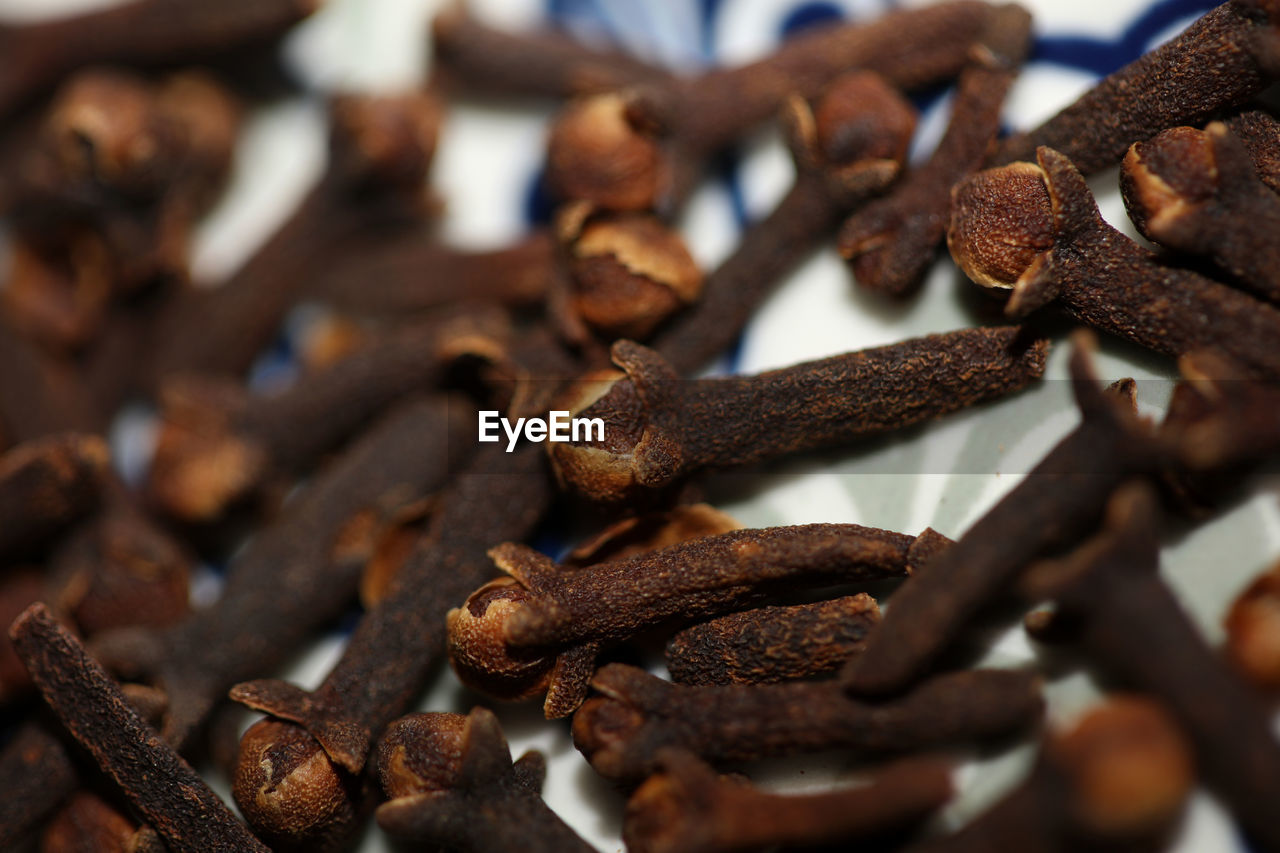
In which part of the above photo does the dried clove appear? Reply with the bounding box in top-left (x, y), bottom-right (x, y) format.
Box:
top-left (949, 146), bottom-right (1280, 378)
top-left (665, 593), bottom-right (881, 686)
top-left (311, 230), bottom-right (557, 316)
top-left (552, 327), bottom-right (1047, 504)
top-left (42, 791), bottom-right (164, 853)
top-left (1121, 121), bottom-right (1280, 302)
top-left (1224, 559), bottom-right (1280, 690)
top-left (573, 663), bottom-right (1042, 783)
top-left (9, 603), bottom-right (269, 852)
top-left (843, 338), bottom-right (1158, 697)
top-left (1021, 483), bottom-right (1280, 851)
top-left (0, 0), bottom-right (316, 119)
top-left (150, 91), bottom-right (442, 383)
top-left (0, 434), bottom-right (109, 563)
top-left (0, 722), bottom-right (81, 847)
top-left (553, 207), bottom-right (704, 344)
top-left (101, 394), bottom-right (473, 754)
top-left (375, 707), bottom-right (597, 853)
top-left (229, 441), bottom-right (553, 850)
top-left (910, 696), bottom-right (1194, 852)
top-left (839, 3), bottom-right (1032, 297)
top-left (625, 749), bottom-right (953, 853)
top-left (450, 523), bottom-right (946, 716)
top-left (146, 306), bottom-right (503, 521)
top-left (432, 4), bottom-right (671, 99)
top-left (539, 2), bottom-right (990, 213)
top-left (991, 1), bottom-right (1280, 174)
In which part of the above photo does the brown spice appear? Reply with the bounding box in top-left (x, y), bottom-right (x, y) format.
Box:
top-left (625, 750), bottom-right (953, 853)
top-left (665, 593), bottom-right (882, 686)
top-left (573, 663), bottom-right (1042, 783)
top-left (102, 394), bottom-right (472, 754)
top-left (9, 603), bottom-right (269, 852)
top-left (1227, 107), bottom-right (1280, 193)
top-left (0, 0), bottom-right (313, 118)
top-left (228, 442), bottom-right (554, 850)
top-left (431, 5), bottom-right (673, 99)
top-left (992, 1), bottom-right (1280, 173)
top-left (0, 434), bottom-right (108, 563)
top-left (911, 696), bottom-right (1193, 852)
top-left (374, 707), bottom-right (597, 852)
top-left (450, 523), bottom-right (943, 717)
top-left (1122, 121), bottom-right (1280, 302)
top-left (949, 146), bottom-right (1280, 378)
top-left (0, 321), bottom-right (103, 446)
top-left (1224, 559), bottom-right (1280, 689)
top-left (311, 231), bottom-right (557, 316)
top-left (41, 791), bottom-right (162, 853)
top-left (150, 91), bottom-right (442, 383)
top-left (844, 338), bottom-right (1159, 697)
top-left (146, 307), bottom-right (503, 522)
top-left (839, 3), bottom-right (1033, 296)
top-left (552, 327), bottom-right (1047, 504)
top-left (1022, 483), bottom-right (1280, 851)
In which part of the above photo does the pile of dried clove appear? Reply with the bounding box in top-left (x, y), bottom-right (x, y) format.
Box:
top-left (1, 0), bottom-right (1279, 851)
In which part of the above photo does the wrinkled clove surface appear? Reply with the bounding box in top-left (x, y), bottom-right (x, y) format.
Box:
top-left (553, 327), bottom-right (1047, 503)
top-left (1122, 121), bottom-right (1280, 302)
top-left (992, 1), bottom-right (1280, 173)
top-left (115, 395), bottom-right (472, 753)
top-left (230, 442), bottom-right (553, 850)
top-left (911, 696), bottom-right (1194, 853)
top-left (625, 749), bottom-right (954, 853)
top-left (375, 707), bottom-right (597, 852)
top-left (665, 593), bottom-right (882, 686)
top-left (1023, 483), bottom-right (1280, 851)
top-left (450, 523), bottom-right (944, 716)
top-left (0, 434), bottom-right (108, 563)
top-left (844, 340), bottom-right (1157, 696)
top-left (839, 3), bottom-right (1033, 296)
top-left (9, 604), bottom-right (268, 853)
top-left (573, 663), bottom-right (1042, 783)
top-left (949, 146), bottom-right (1280, 378)
top-left (1227, 107), bottom-right (1280, 193)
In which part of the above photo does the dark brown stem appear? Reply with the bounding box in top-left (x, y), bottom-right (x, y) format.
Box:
top-left (911, 697), bottom-right (1192, 853)
top-left (992, 1), bottom-right (1280, 173)
top-left (839, 4), bottom-right (1032, 296)
top-left (431, 5), bottom-right (672, 98)
top-left (625, 750), bottom-right (952, 853)
top-left (0, 0), bottom-right (316, 119)
top-left (0, 321), bottom-right (102, 443)
top-left (665, 593), bottom-right (881, 686)
top-left (1122, 121), bottom-right (1280, 302)
top-left (311, 231), bottom-right (557, 316)
top-left (228, 441), bottom-right (554, 850)
top-left (950, 146), bottom-right (1280, 379)
top-left (553, 327), bottom-right (1047, 503)
top-left (573, 664), bottom-right (1042, 783)
top-left (1227, 107), bottom-right (1280, 192)
top-left (1022, 483), bottom-right (1280, 852)
top-left (375, 707), bottom-right (598, 853)
top-left (843, 341), bottom-right (1159, 697)
top-left (0, 433), bottom-right (108, 563)
top-left (99, 394), bottom-right (472, 754)
top-left (149, 92), bottom-right (441, 383)
top-left (0, 721), bottom-right (80, 847)
top-left (146, 307), bottom-right (502, 521)
top-left (9, 603), bottom-right (269, 852)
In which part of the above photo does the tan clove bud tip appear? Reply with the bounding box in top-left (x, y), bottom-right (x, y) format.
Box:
top-left (948, 161), bottom-right (1056, 290)
top-left (546, 93), bottom-right (665, 211)
top-left (446, 578), bottom-right (555, 701)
